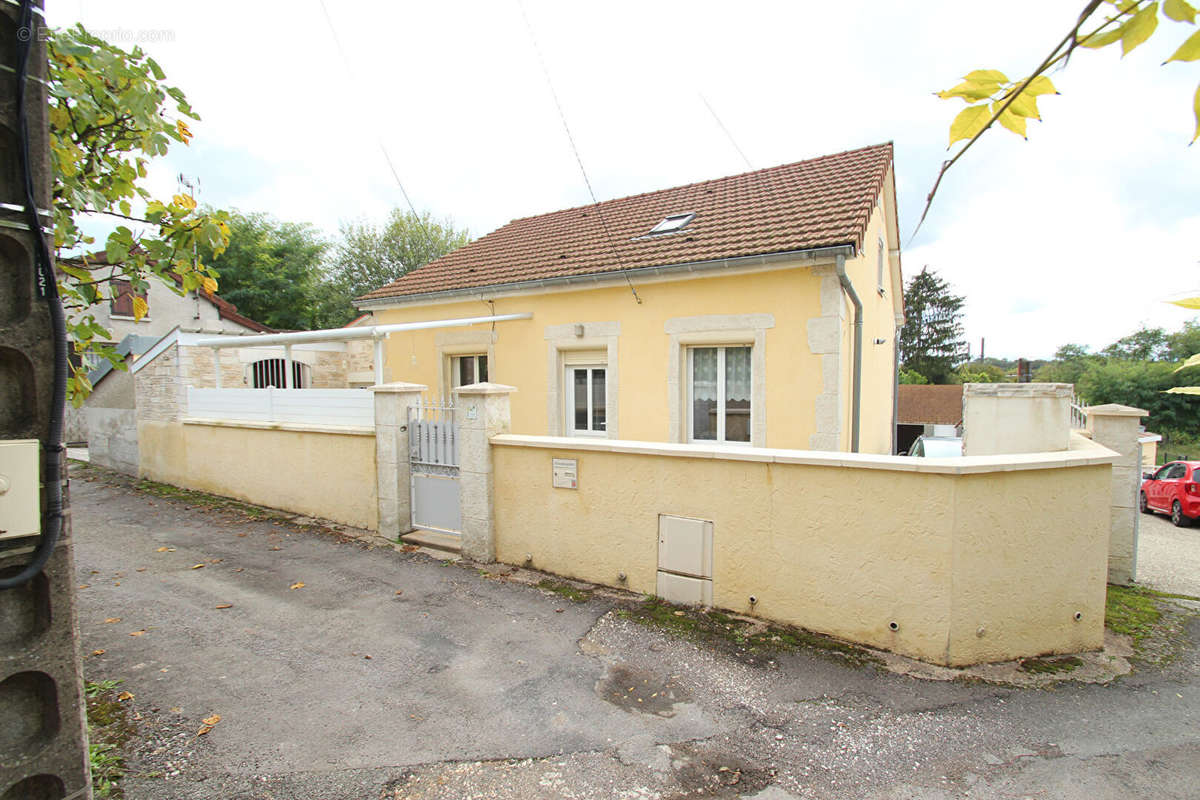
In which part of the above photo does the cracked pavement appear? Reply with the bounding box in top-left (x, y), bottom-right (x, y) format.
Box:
top-left (70, 467), bottom-right (1200, 799)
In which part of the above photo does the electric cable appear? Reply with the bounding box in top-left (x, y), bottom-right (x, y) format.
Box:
top-left (1, 0), bottom-right (68, 590)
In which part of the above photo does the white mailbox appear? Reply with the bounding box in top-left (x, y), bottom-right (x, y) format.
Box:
top-left (0, 439), bottom-right (41, 540)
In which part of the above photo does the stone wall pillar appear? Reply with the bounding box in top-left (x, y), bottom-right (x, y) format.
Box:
top-left (962, 383), bottom-right (1073, 456)
top-left (1087, 403), bottom-right (1148, 585)
top-left (371, 382), bottom-right (427, 540)
top-left (453, 383), bottom-right (516, 562)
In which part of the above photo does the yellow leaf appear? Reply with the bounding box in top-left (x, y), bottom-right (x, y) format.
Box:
top-left (132, 295), bottom-right (149, 322)
top-left (129, 630), bottom-right (146, 636)
top-left (1175, 353), bottom-right (1200, 372)
top-left (1166, 386), bottom-right (1200, 395)
top-left (104, 617), bottom-right (121, 624)
top-left (1167, 28), bottom-right (1200, 61)
top-left (1164, 0), bottom-right (1197, 22)
top-left (1005, 91), bottom-right (1041, 119)
top-left (290, 581), bottom-right (306, 590)
top-left (215, 604), bottom-right (233, 609)
top-left (117, 691), bottom-right (134, 701)
top-left (1194, 83), bottom-right (1200, 142)
top-left (1169, 294), bottom-right (1200, 309)
top-left (91, 649), bottom-right (105, 656)
top-left (994, 106), bottom-right (1028, 137)
top-left (964, 69), bottom-right (1008, 83)
top-left (936, 80), bottom-right (999, 103)
top-left (1079, 27), bottom-right (1124, 48)
top-left (172, 193), bottom-right (197, 211)
top-left (156, 546), bottom-right (175, 552)
top-left (201, 276), bottom-right (218, 294)
top-left (949, 104), bottom-right (992, 146)
top-left (191, 563), bottom-right (205, 570)
top-left (202, 714), bottom-right (221, 726)
top-left (1023, 76), bottom-right (1058, 97)
top-left (1122, 2), bottom-right (1160, 55)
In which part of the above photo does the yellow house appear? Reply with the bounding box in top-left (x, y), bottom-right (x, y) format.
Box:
top-left (356, 142), bottom-right (905, 454)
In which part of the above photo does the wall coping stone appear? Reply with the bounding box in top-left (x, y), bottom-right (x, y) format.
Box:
top-left (370, 381), bottom-right (428, 393)
top-left (454, 382), bottom-right (518, 396)
top-left (182, 418), bottom-right (375, 436)
top-left (962, 382), bottom-right (1074, 398)
top-left (489, 432), bottom-right (1118, 474)
top-left (1088, 403), bottom-right (1149, 417)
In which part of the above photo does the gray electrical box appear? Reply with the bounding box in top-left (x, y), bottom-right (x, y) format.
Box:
top-left (0, 439), bottom-right (40, 540)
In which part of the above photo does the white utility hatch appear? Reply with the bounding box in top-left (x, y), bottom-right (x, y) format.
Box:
top-left (656, 514), bottom-right (713, 606)
top-left (0, 439), bottom-right (40, 540)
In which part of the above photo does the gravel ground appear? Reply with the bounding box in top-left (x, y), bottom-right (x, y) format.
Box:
top-left (1137, 510), bottom-right (1200, 596)
top-left (70, 465), bottom-right (1200, 800)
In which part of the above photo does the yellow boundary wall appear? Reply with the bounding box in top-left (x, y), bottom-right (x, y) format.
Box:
top-left (491, 433), bottom-right (1116, 666)
top-left (138, 419), bottom-right (378, 531)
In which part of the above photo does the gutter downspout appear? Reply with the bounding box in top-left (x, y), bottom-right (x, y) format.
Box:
top-left (835, 253), bottom-right (862, 453)
top-left (891, 330), bottom-right (899, 455)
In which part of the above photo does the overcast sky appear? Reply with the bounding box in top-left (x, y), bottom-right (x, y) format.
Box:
top-left (47, 1), bottom-right (1199, 359)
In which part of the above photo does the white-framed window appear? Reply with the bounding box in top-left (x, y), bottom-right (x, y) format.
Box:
top-left (565, 365), bottom-right (606, 436)
top-left (451, 354), bottom-right (488, 388)
top-left (688, 345), bottom-right (752, 444)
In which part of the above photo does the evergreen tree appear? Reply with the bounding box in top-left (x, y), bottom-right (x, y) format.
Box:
top-left (898, 266), bottom-right (968, 384)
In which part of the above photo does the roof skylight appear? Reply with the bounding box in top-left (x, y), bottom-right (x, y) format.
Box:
top-left (648, 212), bottom-right (695, 235)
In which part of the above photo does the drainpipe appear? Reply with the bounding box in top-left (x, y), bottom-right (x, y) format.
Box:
top-left (891, 328), bottom-right (900, 455)
top-left (835, 253), bottom-right (862, 453)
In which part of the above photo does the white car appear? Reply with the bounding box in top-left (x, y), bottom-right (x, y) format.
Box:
top-left (907, 436), bottom-right (963, 458)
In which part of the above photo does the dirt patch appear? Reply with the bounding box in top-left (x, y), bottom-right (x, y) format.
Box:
top-left (665, 741), bottom-right (773, 797)
top-left (596, 662), bottom-right (690, 717)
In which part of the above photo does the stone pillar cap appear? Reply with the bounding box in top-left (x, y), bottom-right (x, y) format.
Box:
top-left (370, 381), bottom-right (428, 393)
top-left (453, 382), bottom-right (518, 396)
top-left (1087, 403), bottom-right (1148, 417)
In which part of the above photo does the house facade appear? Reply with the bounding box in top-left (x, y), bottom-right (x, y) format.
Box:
top-left (356, 143), bottom-right (904, 454)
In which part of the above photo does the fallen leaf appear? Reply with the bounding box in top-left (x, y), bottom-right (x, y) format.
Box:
top-left (191, 564), bottom-right (205, 570)
top-left (104, 617), bottom-right (121, 624)
top-left (209, 558), bottom-right (223, 563)
top-left (202, 713), bottom-right (221, 725)
top-left (215, 604), bottom-right (232, 610)
top-left (117, 691), bottom-right (134, 701)
top-left (237, 533), bottom-right (248, 538)
top-left (114, 581), bottom-right (121, 586)
top-left (156, 547), bottom-right (174, 552)
top-left (170, 707), bottom-right (181, 713)
top-left (233, 568), bottom-right (244, 573)
top-left (129, 630), bottom-right (146, 637)
top-left (269, 546), bottom-right (282, 551)
top-left (136, 567), bottom-right (147, 572)
top-left (289, 582), bottom-right (305, 590)
top-left (78, 584), bottom-right (89, 589)
top-left (91, 649), bottom-right (105, 656)
top-left (363, 654), bottom-right (372, 660)
top-left (90, 570), bottom-right (99, 575)
top-left (673, 611), bottom-right (685, 616)
top-left (394, 590), bottom-right (404, 596)
top-left (555, 608), bottom-right (564, 613)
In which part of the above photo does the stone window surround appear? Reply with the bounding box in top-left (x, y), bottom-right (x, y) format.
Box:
top-left (435, 329), bottom-right (497, 400)
top-left (666, 314), bottom-right (772, 447)
top-left (544, 321), bottom-right (620, 438)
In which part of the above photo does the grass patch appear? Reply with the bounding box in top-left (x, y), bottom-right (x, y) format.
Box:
top-left (1018, 655), bottom-right (1083, 674)
top-left (85, 679), bottom-right (135, 798)
top-left (618, 596), bottom-right (881, 667)
top-left (537, 579), bottom-right (593, 603)
top-left (1106, 585), bottom-right (1164, 645)
top-left (133, 479), bottom-right (274, 519)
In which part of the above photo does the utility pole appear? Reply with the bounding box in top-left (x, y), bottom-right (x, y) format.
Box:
top-left (1, 1), bottom-right (93, 797)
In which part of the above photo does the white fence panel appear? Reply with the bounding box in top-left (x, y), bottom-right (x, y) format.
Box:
top-left (187, 387), bottom-right (374, 428)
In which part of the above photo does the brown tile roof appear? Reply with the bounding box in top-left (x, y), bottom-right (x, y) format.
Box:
top-left (358, 142), bottom-right (894, 302)
top-left (897, 385), bottom-right (964, 426)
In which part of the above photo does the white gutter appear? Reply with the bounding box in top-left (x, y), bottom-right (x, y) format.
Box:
top-left (194, 313), bottom-right (533, 349)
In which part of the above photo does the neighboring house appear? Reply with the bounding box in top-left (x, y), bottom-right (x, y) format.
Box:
top-left (61, 255), bottom-right (273, 445)
top-left (354, 142), bottom-right (905, 453)
top-left (896, 384), bottom-right (963, 454)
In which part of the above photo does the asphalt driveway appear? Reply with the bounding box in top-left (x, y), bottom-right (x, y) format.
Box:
top-left (70, 465), bottom-right (1200, 799)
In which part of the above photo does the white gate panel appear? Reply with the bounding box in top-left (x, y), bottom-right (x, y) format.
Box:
top-left (412, 474), bottom-right (462, 535)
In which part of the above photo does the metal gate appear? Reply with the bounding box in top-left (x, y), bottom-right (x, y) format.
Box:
top-left (409, 397), bottom-right (461, 535)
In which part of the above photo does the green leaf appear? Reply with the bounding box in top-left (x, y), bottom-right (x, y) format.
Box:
top-left (1166, 28), bottom-right (1200, 60)
top-left (1164, 0), bottom-right (1197, 22)
top-left (949, 104), bottom-right (993, 145)
top-left (964, 69), bottom-right (1009, 83)
top-left (1122, 2), bottom-right (1160, 55)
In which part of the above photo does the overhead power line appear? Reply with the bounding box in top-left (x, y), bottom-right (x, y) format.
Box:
top-left (514, 0), bottom-right (641, 304)
top-left (699, 94), bottom-right (753, 171)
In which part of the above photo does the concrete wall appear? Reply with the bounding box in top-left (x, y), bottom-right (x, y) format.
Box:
top-left (86, 407), bottom-right (138, 475)
top-left (962, 383), bottom-right (1073, 456)
top-left (490, 434), bottom-right (1115, 666)
top-left (368, 220), bottom-right (898, 455)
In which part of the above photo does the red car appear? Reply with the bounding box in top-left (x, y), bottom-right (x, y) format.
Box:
top-left (1140, 461), bottom-right (1200, 527)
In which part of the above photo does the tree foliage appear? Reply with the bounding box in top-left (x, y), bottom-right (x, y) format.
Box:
top-left (898, 267), bottom-right (968, 384)
top-left (1101, 325), bottom-right (1171, 360)
top-left (317, 209), bottom-right (470, 327)
top-left (48, 24), bottom-right (229, 404)
top-left (921, 0), bottom-right (1200, 228)
top-left (197, 210), bottom-right (329, 331)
